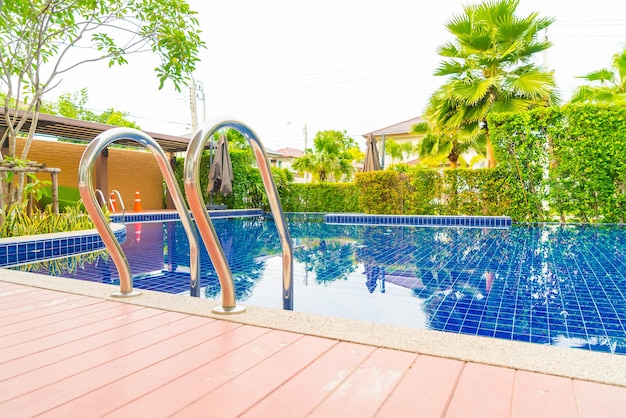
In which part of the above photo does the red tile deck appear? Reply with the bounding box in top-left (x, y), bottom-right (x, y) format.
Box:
top-left (2, 281), bottom-right (626, 417)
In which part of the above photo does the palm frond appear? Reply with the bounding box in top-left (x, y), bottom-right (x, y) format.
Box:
top-left (434, 59), bottom-right (464, 76)
top-left (577, 68), bottom-right (615, 84)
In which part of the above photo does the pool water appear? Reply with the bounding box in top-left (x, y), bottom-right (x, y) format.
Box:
top-left (22, 215), bottom-right (626, 355)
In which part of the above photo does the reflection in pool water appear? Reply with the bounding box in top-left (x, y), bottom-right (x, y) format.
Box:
top-left (22, 215), bottom-right (626, 355)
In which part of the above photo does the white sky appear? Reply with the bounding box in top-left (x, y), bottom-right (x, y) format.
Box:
top-left (48, 0), bottom-right (626, 151)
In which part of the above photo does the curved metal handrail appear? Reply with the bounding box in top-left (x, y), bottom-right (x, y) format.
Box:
top-left (184, 118), bottom-right (294, 312)
top-left (109, 189), bottom-right (125, 220)
top-left (94, 189), bottom-right (107, 209)
top-left (78, 128), bottom-right (202, 298)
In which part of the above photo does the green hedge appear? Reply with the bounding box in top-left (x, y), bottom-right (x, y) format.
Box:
top-left (172, 104), bottom-right (626, 223)
top-left (490, 103), bottom-right (626, 223)
top-left (281, 183), bottom-right (359, 213)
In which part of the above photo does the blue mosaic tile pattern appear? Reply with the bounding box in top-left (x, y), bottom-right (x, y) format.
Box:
top-left (0, 227), bottom-right (126, 268)
top-left (0, 210), bottom-right (262, 268)
top-left (110, 209), bottom-right (263, 223)
top-left (324, 213), bottom-right (512, 228)
top-left (19, 218), bottom-right (626, 355)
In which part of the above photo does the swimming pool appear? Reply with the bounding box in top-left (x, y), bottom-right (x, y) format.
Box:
top-left (18, 214), bottom-right (626, 355)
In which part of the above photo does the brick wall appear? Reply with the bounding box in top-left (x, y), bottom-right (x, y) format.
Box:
top-left (16, 138), bottom-right (166, 210)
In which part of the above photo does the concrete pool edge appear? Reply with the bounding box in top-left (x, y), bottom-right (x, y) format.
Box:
top-left (3, 269), bottom-right (626, 388)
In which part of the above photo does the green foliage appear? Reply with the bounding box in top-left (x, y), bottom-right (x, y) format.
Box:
top-left (281, 183), bottom-right (359, 213)
top-left (430, 0), bottom-right (559, 168)
top-left (171, 104), bottom-right (626, 223)
top-left (292, 130), bottom-right (360, 182)
top-left (489, 103), bottom-right (626, 222)
top-left (0, 0), bottom-right (205, 208)
top-left (0, 200), bottom-right (99, 238)
top-left (570, 46), bottom-right (626, 104)
top-left (174, 148), bottom-right (266, 210)
top-left (355, 171), bottom-right (406, 215)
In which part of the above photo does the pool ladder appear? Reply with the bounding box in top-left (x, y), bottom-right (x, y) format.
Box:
top-left (78, 119), bottom-right (293, 313)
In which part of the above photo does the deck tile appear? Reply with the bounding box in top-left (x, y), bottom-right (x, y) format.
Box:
top-left (0, 281), bottom-right (625, 418)
top-left (241, 341), bottom-right (376, 417)
top-left (376, 354), bottom-right (464, 417)
top-left (174, 334), bottom-right (337, 417)
top-left (510, 370), bottom-right (577, 418)
top-left (308, 347), bottom-right (417, 418)
top-left (445, 362), bottom-right (515, 418)
top-left (39, 320), bottom-right (256, 417)
top-left (1, 308), bottom-right (170, 381)
top-left (106, 328), bottom-right (304, 417)
top-left (573, 379), bottom-right (626, 418)
top-left (1, 314), bottom-right (212, 415)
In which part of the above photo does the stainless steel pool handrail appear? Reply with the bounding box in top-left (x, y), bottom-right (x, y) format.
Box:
top-left (78, 128), bottom-right (202, 298)
top-left (184, 118), bottom-right (294, 312)
top-left (110, 189), bottom-right (125, 220)
top-left (94, 189), bottom-right (107, 209)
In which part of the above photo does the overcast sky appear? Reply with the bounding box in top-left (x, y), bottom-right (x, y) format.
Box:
top-left (48, 0), bottom-right (626, 151)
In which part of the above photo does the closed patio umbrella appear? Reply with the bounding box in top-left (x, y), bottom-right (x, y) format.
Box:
top-left (362, 134), bottom-right (381, 172)
top-left (208, 134), bottom-right (233, 196)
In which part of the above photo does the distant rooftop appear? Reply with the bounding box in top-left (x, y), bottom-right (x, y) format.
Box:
top-left (363, 116), bottom-right (425, 137)
top-left (276, 147), bottom-right (304, 158)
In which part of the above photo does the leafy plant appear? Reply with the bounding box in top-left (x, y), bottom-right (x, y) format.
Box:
top-left (0, 200), bottom-right (105, 238)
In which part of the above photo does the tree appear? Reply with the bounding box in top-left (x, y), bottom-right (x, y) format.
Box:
top-left (55, 88), bottom-right (140, 129)
top-left (0, 0), bottom-right (205, 208)
top-left (570, 46), bottom-right (626, 104)
top-left (427, 0), bottom-right (559, 168)
top-left (383, 139), bottom-right (415, 164)
top-left (292, 130), bottom-right (359, 182)
top-left (413, 114), bottom-right (485, 169)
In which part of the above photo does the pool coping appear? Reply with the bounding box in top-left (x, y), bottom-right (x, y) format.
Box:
top-left (2, 268), bottom-right (625, 388)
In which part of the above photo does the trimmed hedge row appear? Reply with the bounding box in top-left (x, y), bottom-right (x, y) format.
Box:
top-left (173, 104), bottom-right (626, 223)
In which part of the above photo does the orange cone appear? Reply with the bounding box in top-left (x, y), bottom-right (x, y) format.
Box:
top-left (109, 192), bottom-right (117, 213)
top-left (134, 189), bottom-right (142, 212)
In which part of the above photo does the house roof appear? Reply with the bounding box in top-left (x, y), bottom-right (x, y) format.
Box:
top-left (275, 147), bottom-right (304, 158)
top-left (1, 108), bottom-right (195, 153)
top-left (362, 116), bottom-right (425, 138)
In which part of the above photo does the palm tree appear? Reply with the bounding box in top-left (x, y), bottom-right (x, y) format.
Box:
top-left (412, 116), bottom-right (485, 169)
top-left (570, 47), bottom-right (626, 104)
top-left (383, 139), bottom-right (415, 164)
top-left (428, 0), bottom-right (559, 168)
top-left (292, 130), bottom-right (358, 182)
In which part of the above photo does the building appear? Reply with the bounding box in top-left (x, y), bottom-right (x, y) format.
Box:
top-left (268, 147), bottom-right (307, 183)
top-left (362, 116), bottom-right (425, 167)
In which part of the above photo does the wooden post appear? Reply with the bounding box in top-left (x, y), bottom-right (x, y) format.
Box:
top-left (51, 170), bottom-right (59, 215)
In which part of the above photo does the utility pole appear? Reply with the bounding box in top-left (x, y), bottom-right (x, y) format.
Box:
top-left (189, 75), bottom-right (199, 134)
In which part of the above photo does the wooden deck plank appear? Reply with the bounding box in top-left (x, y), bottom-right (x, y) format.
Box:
top-left (241, 341), bottom-right (376, 417)
top-left (510, 371), bottom-right (578, 418)
top-left (1, 309), bottom-right (171, 381)
top-left (1, 281), bottom-right (626, 417)
top-left (307, 347), bottom-right (417, 418)
top-left (0, 314), bottom-right (213, 415)
top-left (444, 362), bottom-right (516, 418)
top-left (1, 306), bottom-right (157, 363)
top-left (38, 321), bottom-right (257, 417)
top-left (105, 329), bottom-right (305, 417)
top-left (376, 354), bottom-right (464, 417)
top-left (0, 288), bottom-right (86, 312)
top-left (573, 379), bottom-right (626, 418)
top-left (1, 300), bottom-right (142, 347)
top-left (173, 334), bottom-right (338, 417)
top-left (1, 297), bottom-right (119, 336)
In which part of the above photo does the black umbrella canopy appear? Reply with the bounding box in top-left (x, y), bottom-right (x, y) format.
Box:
top-left (362, 134), bottom-right (382, 172)
top-left (208, 134), bottom-right (234, 195)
